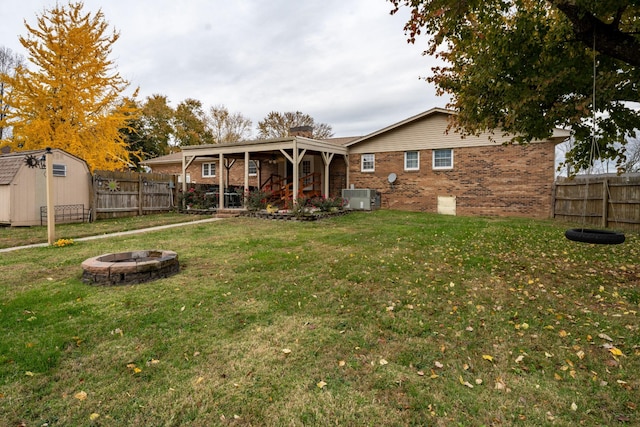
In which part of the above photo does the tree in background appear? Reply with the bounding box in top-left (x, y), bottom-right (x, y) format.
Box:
top-left (173, 98), bottom-right (214, 146)
top-left (257, 111), bottom-right (333, 139)
top-left (0, 46), bottom-right (25, 141)
top-left (623, 137), bottom-right (640, 173)
top-left (390, 0), bottom-right (640, 173)
top-left (208, 104), bottom-right (253, 143)
top-left (124, 94), bottom-right (175, 160)
top-left (0, 2), bottom-right (137, 171)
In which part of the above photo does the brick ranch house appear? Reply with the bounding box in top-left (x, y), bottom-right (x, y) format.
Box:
top-left (144, 108), bottom-right (570, 218)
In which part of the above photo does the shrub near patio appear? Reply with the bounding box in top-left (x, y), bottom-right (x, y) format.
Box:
top-left (0, 211), bottom-right (638, 426)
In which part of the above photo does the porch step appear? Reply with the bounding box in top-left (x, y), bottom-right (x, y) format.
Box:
top-left (216, 208), bottom-right (245, 218)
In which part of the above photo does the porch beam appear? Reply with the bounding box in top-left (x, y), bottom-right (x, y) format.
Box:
top-left (280, 149), bottom-right (294, 164)
top-left (182, 155), bottom-right (196, 195)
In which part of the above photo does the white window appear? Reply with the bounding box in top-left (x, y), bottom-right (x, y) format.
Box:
top-left (202, 162), bottom-right (216, 177)
top-left (248, 160), bottom-right (257, 176)
top-left (302, 159), bottom-right (312, 185)
top-left (177, 173), bottom-right (191, 183)
top-left (404, 151), bottom-right (419, 171)
top-left (52, 164), bottom-right (66, 177)
top-left (361, 154), bottom-right (375, 172)
top-left (433, 149), bottom-right (453, 170)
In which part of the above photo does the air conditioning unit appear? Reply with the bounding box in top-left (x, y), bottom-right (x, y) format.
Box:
top-left (342, 189), bottom-right (380, 211)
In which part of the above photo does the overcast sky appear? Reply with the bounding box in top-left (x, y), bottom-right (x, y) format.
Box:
top-left (1, 0), bottom-right (447, 138)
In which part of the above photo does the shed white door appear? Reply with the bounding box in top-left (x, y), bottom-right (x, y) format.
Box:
top-left (437, 196), bottom-right (456, 215)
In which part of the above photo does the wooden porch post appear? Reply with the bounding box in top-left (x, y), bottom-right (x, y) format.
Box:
top-left (343, 154), bottom-right (350, 190)
top-left (219, 153), bottom-right (225, 209)
top-left (292, 139), bottom-right (299, 204)
top-left (321, 152), bottom-right (334, 197)
top-left (181, 156), bottom-right (187, 195)
top-left (244, 151), bottom-right (250, 202)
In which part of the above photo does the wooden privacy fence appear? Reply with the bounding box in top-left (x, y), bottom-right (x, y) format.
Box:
top-left (553, 174), bottom-right (640, 232)
top-left (92, 170), bottom-right (177, 220)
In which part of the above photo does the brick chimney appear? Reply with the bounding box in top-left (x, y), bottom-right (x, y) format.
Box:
top-left (289, 126), bottom-right (313, 138)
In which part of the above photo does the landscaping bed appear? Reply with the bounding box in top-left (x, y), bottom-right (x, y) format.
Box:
top-left (243, 209), bottom-right (349, 221)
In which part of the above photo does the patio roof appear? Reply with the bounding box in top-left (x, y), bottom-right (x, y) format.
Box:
top-left (179, 136), bottom-right (350, 208)
top-left (180, 136), bottom-right (348, 160)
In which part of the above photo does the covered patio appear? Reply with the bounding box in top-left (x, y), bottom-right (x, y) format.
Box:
top-left (180, 136), bottom-right (349, 209)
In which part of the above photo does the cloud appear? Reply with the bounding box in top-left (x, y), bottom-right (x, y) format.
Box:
top-left (1, 0), bottom-right (447, 137)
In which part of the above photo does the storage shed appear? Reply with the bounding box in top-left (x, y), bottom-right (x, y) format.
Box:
top-left (0, 148), bottom-right (91, 226)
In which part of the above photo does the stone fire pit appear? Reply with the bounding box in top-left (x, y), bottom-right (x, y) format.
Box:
top-left (81, 250), bottom-right (179, 285)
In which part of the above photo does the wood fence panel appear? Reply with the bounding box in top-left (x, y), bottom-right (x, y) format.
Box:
top-left (92, 170), bottom-right (177, 220)
top-left (553, 175), bottom-right (640, 232)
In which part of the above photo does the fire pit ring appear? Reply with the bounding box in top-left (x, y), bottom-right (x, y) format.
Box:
top-left (81, 250), bottom-right (179, 285)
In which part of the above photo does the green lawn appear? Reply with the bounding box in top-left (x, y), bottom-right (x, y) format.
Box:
top-left (0, 211), bottom-right (638, 426)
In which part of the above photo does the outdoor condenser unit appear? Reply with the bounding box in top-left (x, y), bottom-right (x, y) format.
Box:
top-left (341, 189), bottom-right (380, 211)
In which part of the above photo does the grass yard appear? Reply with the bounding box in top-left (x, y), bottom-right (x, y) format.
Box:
top-left (0, 211), bottom-right (638, 426)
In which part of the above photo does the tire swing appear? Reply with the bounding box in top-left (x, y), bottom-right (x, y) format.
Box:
top-left (565, 228), bottom-right (625, 245)
top-left (564, 32), bottom-right (625, 246)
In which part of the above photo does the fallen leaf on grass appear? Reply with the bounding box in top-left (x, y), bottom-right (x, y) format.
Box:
top-left (515, 355), bottom-right (525, 363)
top-left (282, 348), bottom-right (292, 355)
top-left (126, 363), bottom-right (142, 374)
top-left (434, 361), bottom-right (444, 369)
top-left (482, 355), bottom-right (494, 362)
top-left (609, 347), bottom-right (624, 357)
top-left (317, 380), bottom-right (327, 389)
top-left (89, 413), bottom-right (100, 421)
top-left (459, 375), bottom-right (474, 388)
top-left (74, 391), bottom-right (87, 401)
top-left (379, 359), bottom-right (388, 365)
top-left (598, 333), bottom-right (613, 342)
top-left (576, 350), bottom-right (585, 360)
top-left (571, 402), bottom-right (578, 411)
top-left (25, 371), bottom-right (34, 377)
top-left (494, 378), bottom-right (508, 391)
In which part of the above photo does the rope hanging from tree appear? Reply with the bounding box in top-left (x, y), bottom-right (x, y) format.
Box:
top-left (565, 31), bottom-right (625, 245)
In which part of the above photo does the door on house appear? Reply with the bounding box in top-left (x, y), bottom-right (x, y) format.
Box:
top-left (301, 156), bottom-right (314, 191)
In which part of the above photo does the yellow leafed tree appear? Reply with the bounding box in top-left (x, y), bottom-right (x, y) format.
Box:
top-left (0, 2), bottom-right (138, 171)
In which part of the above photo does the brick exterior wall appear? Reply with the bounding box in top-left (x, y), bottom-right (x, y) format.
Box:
top-left (348, 142), bottom-right (557, 218)
top-left (149, 159), bottom-right (278, 189)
